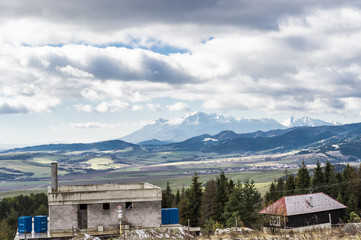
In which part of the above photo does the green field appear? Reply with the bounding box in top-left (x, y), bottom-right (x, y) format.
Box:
top-left (0, 149), bottom-right (303, 199)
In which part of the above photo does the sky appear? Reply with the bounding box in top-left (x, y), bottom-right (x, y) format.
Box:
top-left (2, 0), bottom-right (361, 146)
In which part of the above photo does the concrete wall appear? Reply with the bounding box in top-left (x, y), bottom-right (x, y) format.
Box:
top-left (49, 201), bottom-right (161, 232)
top-left (87, 201), bottom-right (161, 230)
top-left (122, 201), bottom-right (161, 228)
top-left (49, 205), bottom-right (78, 233)
top-left (87, 203), bottom-right (119, 230)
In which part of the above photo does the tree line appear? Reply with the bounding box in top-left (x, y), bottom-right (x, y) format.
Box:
top-left (0, 193), bottom-right (48, 240)
top-left (161, 172), bottom-right (263, 232)
top-left (264, 160), bottom-right (361, 222)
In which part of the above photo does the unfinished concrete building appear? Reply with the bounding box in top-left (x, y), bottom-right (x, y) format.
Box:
top-left (48, 162), bottom-right (162, 235)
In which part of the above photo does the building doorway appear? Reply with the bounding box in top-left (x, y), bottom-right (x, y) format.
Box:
top-left (78, 204), bottom-right (88, 229)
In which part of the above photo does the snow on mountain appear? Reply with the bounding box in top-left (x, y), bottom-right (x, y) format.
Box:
top-left (120, 112), bottom-right (286, 143)
top-left (282, 116), bottom-right (338, 128)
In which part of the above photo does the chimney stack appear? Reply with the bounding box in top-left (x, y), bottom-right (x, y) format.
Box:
top-left (51, 161), bottom-right (58, 192)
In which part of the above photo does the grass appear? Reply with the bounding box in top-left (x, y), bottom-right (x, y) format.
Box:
top-left (0, 188), bottom-right (47, 199)
top-left (148, 170), bottom-right (288, 196)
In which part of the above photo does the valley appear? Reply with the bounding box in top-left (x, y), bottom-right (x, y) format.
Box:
top-left (1, 121), bottom-right (361, 198)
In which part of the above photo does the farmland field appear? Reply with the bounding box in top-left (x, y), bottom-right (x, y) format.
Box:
top-left (0, 147), bottom-right (348, 199)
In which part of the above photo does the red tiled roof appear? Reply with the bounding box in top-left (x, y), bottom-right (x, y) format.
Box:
top-left (259, 192), bottom-right (346, 216)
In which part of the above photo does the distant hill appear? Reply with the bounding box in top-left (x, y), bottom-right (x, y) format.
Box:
top-left (4, 122), bottom-right (360, 158)
top-left (1, 140), bottom-right (138, 153)
top-left (169, 122), bottom-right (361, 155)
top-left (120, 112), bottom-right (338, 143)
top-left (138, 139), bottom-right (173, 146)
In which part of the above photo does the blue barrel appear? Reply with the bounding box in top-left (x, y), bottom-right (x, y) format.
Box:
top-left (169, 208), bottom-right (179, 224)
top-left (161, 208), bottom-right (170, 225)
top-left (18, 216), bottom-right (32, 233)
top-left (161, 208), bottom-right (179, 224)
top-left (34, 216), bottom-right (47, 233)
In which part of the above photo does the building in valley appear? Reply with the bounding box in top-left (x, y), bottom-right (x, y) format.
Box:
top-left (259, 192), bottom-right (346, 229)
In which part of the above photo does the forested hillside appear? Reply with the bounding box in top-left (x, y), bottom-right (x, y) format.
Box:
top-left (0, 193), bottom-right (48, 240)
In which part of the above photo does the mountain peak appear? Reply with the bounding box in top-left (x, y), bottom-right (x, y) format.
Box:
top-left (282, 116), bottom-right (335, 128)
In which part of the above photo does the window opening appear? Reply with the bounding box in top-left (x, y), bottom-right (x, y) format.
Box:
top-left (125, 202), bottom-right (133, 209)
top-left (80, 204), bottom-right (87, 210)
top-left (103, 203), bottom-right (110, 210)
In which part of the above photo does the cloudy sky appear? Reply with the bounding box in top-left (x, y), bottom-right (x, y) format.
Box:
top-left (2, 0), bottom-right (361, 145)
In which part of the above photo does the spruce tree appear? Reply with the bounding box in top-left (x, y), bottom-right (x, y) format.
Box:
top-left (312, 160), bottom-right (324, 191)
top-left (295, 160), bottom-right (310, 194)
top-left (240, 179), bottom-right (262, 228)
top-left (161, 182), bottom-right (174, 208)
top-left (199, 179), bottom-right (217, 227)
top-left (213, 172), bottom-right (230, 223)
top-left (345, 193), bottom-right (359, 222)
top-left (175, 189), bottom-right (181, 207)
top-left (265, 182), bottom-right (277, 203)
top-left (188, 172), bottom-right (203, 226)
top-left (223, 181), bottom-right (243, 227)
top-left (276, 178), bottom-right (285, 199)
top-left (178, 197), bottom-right (192, 225)
top-left (284, 174), bottom-right (296, 196)
top-left (323, 161), bottom-right (337, 198)
top-left (223, 179), bottom-right (262, 229)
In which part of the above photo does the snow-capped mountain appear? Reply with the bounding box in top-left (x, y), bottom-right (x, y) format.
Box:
top-left (120, 112), bottom-right (285, 143)
top-left (120, 112), bottom-right (339, 143)
top-left (282, 116), bottom-right (338, 128)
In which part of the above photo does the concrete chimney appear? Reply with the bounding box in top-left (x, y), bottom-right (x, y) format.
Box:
top-left (51, 161), bottom-right (58, 192)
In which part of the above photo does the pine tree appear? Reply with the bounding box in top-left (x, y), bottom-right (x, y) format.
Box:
top-left (199, 179), bottom-right (217, 227)
top-left (345, 193), bottom-right (359, 222)
top-left (312, 160), bottom-right (324, 191)
top-left (295, 160), bottom-right (310, 194)
top-left (161, 182), bottom-right (174, 208)
top-left (323, 160), bottom-right (337, 197)
top-left (284, 174), bottom-right (296, 196)
top-left (223, 181), bottom-right (243, 227)
top-left (240, 179), bottom-right (262, 228)
top-left (341, 164), bottom-right (356, 204)
top-left (223, 179), bottom-right (262, 229)
top-left (213, 172), bottom-right (230, 223)
top-left (188, 172), bottom-right (203, 226)
top-left (356, 164), bottom-right (361, 210)
top-left (276, 178), bottom-right (285, 199)
top-left (178, 197), bottom-right (192, 226)
top-left (265, 182), bottom-right (277, 203)
top-left (174, 189), bottom-right (181, 207)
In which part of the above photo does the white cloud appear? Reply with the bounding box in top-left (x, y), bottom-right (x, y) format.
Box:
top-left (56, 65), bottom-right (94, 78)
top-left (146, 103), bottom-right (161, 111)
top-left (1, 2), bottom-right (361, 119)
top-left (167, 102), bottom-right (190, 111)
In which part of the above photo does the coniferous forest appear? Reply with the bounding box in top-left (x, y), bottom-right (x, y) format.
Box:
top-left (0, 193), bottom-right (48, 239)
top-left (162, 161), bottom-right (361, 234)
top-left (1, 162), bottom-right (361, 239)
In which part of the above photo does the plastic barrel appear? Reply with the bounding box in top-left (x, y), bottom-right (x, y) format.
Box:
top-left (161, 208), bottom-right (170, 225)
top-left (169, 208), bottom-right (179, 224)
top-left (162, 208), bottom-right (179, 225)
top-left (18, 216), bottom-right (32, 233)
top-left (34, 215), bottom-right (48, 233)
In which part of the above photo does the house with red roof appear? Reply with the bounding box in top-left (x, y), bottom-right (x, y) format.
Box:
top-left (259, 192), bottom-right (346, 228)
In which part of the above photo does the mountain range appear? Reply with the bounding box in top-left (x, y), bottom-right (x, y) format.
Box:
top-left (4, 121), bottom-right (361, 160)
top-left (120, 112), bottom-right (338, 143)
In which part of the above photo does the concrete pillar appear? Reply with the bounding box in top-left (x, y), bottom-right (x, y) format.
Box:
top-left (51, 161), bottom-right (58, 192)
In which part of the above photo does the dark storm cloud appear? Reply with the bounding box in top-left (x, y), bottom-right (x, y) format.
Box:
top-left (3, 0), bottom-right (361, 31)
top-left (0, 103), bottom-right (28, 114)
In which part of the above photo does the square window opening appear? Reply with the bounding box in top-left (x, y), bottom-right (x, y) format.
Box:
top-left (103, 203), bottom-right (110, 210)
top-left (125, 202), bottom-right (133, 209)
top-left (80, 204), bottom-right (87, 210)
